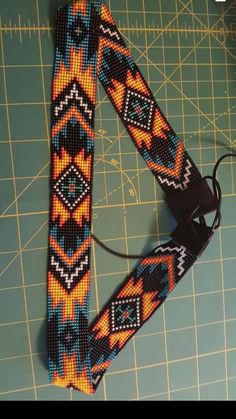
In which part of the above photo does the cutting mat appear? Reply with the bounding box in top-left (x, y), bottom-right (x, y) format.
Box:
top-left (0, 0), bottom-right (236, 401)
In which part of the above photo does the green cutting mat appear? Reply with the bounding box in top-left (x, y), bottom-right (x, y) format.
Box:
top-left (0, 0), bottom-right (236, 401)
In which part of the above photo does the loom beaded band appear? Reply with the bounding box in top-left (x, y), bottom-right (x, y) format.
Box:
top-left (48, 0), bottom-right (233, 394)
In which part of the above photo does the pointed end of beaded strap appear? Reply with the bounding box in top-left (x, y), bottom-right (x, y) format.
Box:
top-left (52, 373), bottom-right (95, 395)
top-left (52, 381), bottom-right (95, 396)
top-left (51, 358), bottom-right (95, 395)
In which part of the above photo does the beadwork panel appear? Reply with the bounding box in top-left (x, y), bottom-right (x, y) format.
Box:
top-left (0, 0), bottom-right (236, 400)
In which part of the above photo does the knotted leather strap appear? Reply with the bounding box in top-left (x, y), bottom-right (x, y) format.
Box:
top-left (48, 0), bottom-right (213, 394)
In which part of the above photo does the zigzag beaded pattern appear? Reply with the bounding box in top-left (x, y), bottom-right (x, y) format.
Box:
top-left (48, 0), bottom-right (199, 395)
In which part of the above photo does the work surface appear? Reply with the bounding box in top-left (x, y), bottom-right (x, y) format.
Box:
top-left (0, 0), bottom-right (236, 401)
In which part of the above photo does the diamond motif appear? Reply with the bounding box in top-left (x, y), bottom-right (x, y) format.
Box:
top-left (69, 15), bottom-right (88, 47)
top-left (123, 90), bottom-right (154, 131)
top-left (60, 325), bottom-right (78, 352)
top-left (54, 164), bottom-right (90, 211)
top-left (111, 297), bottom-right (141, 332)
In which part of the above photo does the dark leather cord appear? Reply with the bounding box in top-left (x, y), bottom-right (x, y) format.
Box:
top-left (91, 233), bottom-right (145, 259)
top-left (92, 153), bottom-right (236, 259)
top-left (203, 153), bottom-right (236, 230)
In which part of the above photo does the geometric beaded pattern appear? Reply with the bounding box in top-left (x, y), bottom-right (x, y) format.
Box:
top-left (53, 164), bottom-right (90, 211)
top-left (48, 0), bottom-right (201, 395)
top-left (123, 91), bottom-right (154, 131)
top-left (111, 298), bottom-right (141, 332)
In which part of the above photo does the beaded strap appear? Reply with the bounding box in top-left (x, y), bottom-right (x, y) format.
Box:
top-left (48, 1), bottom-right (207, 394)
